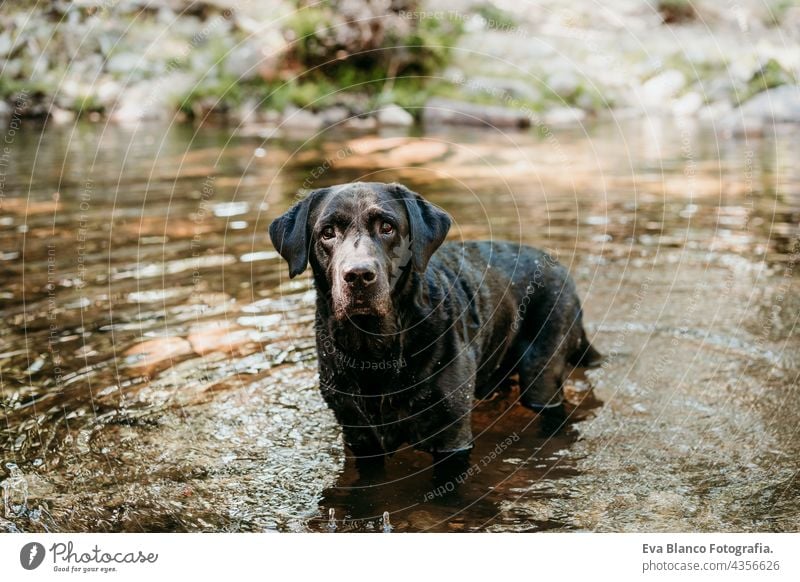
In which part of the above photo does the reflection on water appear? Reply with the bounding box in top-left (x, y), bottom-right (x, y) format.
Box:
top-left (0, 119), bottom-right (797, 532)
top-left (315, 376), bottom-right (602, 533)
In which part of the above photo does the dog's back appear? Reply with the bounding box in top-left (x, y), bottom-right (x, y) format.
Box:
top-left (426, 241), bottom-right (597, 403)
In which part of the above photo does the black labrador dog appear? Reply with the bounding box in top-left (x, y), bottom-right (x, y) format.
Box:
top-left (269, 182), bottom-right (599, 473)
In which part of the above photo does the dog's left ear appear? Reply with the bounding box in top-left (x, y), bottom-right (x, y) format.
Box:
top-left (391, 183), bottom-right (451, 273)
top-left (269, 188), bottom-right (329, 278)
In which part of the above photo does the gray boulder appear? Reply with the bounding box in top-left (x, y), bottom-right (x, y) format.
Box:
top-left (734, 85), bottom-right (800, 123)
top-left (280, 106), bottom-right (323, 132)
top-left (639, 69), bottom-right (686, 108)
top-left (543, 106), bottom-right (586, 125)
top-left (721, 85), bottom-right (800, 136)
top-left (376, 104), bottom-right (414, 127)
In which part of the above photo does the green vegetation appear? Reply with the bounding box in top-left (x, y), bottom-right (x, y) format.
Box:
top-left (743, 58), bottom-right (793, 102)
top-left (278, 1), bottom-right (463, 109)
top-left (177, 76), bottom-right (243, 116)
top-left (175, 1), bottom-right (466, 118)
top-left (765, 0), bottom-right (799, 27)
top-left (472, 2), bottom-right (517, 30)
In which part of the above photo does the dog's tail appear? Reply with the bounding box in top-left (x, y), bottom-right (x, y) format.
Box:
top-left (570, 328), bottom-right (603, 367)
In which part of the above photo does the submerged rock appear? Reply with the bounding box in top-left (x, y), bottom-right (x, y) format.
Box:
top-left (123, 337), bottom-right (193, 370)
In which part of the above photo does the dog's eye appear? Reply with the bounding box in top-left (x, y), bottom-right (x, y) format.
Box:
top-left (380, 222), bottom-right (394, 235)
top-left (321, 226), bottom-right (335, 240)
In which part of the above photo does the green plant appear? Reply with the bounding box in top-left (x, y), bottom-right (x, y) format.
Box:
top-left (472, 3), bottom-right (517, 30)
top-left (177, 75), bottom-right (243, 116)
top-left (743, 58), bottom-right (792, 101)
top-left (74, 94), bottom-right (104, 116)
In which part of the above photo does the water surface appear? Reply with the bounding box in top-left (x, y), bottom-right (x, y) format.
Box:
top-left (0, 119), bottom-right (797, 532)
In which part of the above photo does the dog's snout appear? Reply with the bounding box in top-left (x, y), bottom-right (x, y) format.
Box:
top-left (343, 263), bottom-right (378, 287)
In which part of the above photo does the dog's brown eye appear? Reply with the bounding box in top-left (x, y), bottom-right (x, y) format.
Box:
top-left (380, 222), bottom-right (394, 235)
top-left (321, 226), bottom-right (335, 240)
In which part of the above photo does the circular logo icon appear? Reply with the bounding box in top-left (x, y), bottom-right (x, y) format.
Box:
top-left (20, 542), bottom-right (46, 570)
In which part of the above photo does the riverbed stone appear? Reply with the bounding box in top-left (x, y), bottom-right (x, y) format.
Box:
top-left (106, 52), bottom-right (144, 75)
top-left (543, 106), bottom-right (586, 125)
top-left (547, 70), bottom-right (582, 99)
top-left (280, 106), bottom-right (323, 132)
top-left (672, 91), bottom-right (703, 116)
top-left (639, 69), bottom-right (686, 107)
top-left (422, 97), bottom-right (531, 128)
top-left (342, 115), bottom-right (378, 131)
top-left (376, 103), bottom-right (414, 127)
top-left (319, 106), bottom-right (351, 126)
top-left (734, 84), bottom-right (800, 123)
top-left (110, 73), bottom-right (195, 122)
top-left (123, 337), bottom-right (193, 370)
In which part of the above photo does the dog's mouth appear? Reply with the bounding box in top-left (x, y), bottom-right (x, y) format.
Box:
top-left (347, 305), bottom-right (378, 316)
top-left (343, 299), bottom-right (381, 317)
top-left (334, 293), bottom-right (389, 319)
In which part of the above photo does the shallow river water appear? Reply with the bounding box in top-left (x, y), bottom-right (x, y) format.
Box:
top-left (0, 118), bottom-right (797, 532)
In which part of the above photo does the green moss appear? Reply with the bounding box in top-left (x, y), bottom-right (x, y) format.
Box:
top-left (571, 83), bottom-right (610, 111)
top-left (0, 76), bottom-right (23, 101)
top-left (472, 3), bottom-right (517, 30)
top-left (259, 78), bottom-right (340, 111)
top-left (743, 58), bottom-right (792, 102)
top-left (176, 75), bottom-right (243, 116)
top-left (0, 76), bottom-right (50, 103)
top-left (423, 78), bottom-right (549, 116)
top-left (400, 13), bottom-right (463, 75)
top-left (284, 4), bottom-right (332, 66)
top-left (73, 94), bottom-right (104, 116)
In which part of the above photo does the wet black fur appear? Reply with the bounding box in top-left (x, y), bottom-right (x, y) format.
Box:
top-left (269, 182), bottom-right (600, 468)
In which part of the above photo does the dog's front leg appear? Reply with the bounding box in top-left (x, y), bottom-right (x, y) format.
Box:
top-left (415, 374), bottom-right (475, 483)
top-left (341, 425), bottom-right (387, 478)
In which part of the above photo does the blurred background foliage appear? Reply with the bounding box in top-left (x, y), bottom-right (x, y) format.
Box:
top-left (0, 0), bottom-right (798, 130)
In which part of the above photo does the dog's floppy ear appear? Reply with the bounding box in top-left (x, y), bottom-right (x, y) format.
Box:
top-left (269, 188), bottom-right (329, 278)
top-left (392, 183), bottom-right (451, 273)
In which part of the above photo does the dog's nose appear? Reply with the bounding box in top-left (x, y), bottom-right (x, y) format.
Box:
top-left (343, 263), bottom-right (377, 287)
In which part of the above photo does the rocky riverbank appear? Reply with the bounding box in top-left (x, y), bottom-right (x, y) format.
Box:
top-left (1, 0), bottom-right (799, 134)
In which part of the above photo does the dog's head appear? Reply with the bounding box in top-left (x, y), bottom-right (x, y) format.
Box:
top-left (269, 182), bottom-right (451, 320)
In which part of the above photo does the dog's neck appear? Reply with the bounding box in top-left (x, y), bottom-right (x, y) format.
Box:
top-left (326, 312), bottom-right (401, 359)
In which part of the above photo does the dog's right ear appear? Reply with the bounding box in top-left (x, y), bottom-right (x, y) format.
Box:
top-left (268, 188), bottom-right (329, 278)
